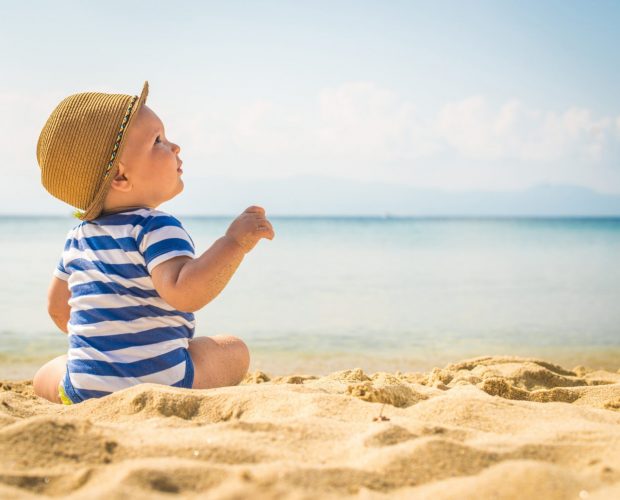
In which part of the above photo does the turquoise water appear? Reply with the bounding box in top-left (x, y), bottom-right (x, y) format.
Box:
top-left (1, 215), bottom-right (619, 379)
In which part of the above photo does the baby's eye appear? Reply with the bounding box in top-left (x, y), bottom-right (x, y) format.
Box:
top-left (154, 135), bottom-right (161, 144)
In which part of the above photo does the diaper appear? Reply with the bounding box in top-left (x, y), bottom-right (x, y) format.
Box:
top-left (58, 381), bottom-right (74, 405)
top-left (57, 370), bottom-right (83, 405)
top-left (57, 349), bottom-right (194, 404)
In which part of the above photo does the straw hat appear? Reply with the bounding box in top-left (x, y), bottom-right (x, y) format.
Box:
top-left (36, 81), bottom-right (149, 221)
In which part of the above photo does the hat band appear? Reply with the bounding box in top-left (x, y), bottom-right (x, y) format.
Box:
top-left (102, 94), bottom-right (139, 181)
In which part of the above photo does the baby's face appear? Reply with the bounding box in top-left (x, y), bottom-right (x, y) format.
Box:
top-left (105, 104), bottom-right (183, 210)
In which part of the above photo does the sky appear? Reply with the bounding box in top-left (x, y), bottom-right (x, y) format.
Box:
top-left (1, 0), bottom-right (620, 215)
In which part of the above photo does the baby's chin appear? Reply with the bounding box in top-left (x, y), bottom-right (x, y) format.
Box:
top-left (170, 179), bottom-right (184, 199)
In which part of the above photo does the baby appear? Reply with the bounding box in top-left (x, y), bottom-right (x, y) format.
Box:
top-left (33, 81), bottom-right (275, 405)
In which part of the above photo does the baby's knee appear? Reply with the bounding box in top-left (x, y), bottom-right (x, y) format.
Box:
top-left (32, 366), bottom-right (59, 403)
top-left (32, 367), bottom-right (45, 398)
top-left (32, 355), bottom-right (67, 404)
top-left (214, 334), bottom-right (249, 353)
top-left (235, 338), bottom-right (250, 373)
top-left (232, 337), bottom-right (250, 371)
top-left (214, 335), bottom-right (250, 378)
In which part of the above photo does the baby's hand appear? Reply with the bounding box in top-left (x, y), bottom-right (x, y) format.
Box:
top-left (225, 205), bottom-right (275, 253)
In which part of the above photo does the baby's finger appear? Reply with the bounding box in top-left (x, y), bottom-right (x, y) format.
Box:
top-left (261, 222), bottom-right (275, 239)
top-left (256, 221), bottom-right (274, 237)
top-left (245, 205), bottom-right (265, 215)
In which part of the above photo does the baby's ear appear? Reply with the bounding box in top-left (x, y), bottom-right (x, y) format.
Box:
top-left (110, 162), bottom-right (131, 192)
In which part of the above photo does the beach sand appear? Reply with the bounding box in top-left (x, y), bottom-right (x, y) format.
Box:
top-left (1, 355), bottom-right (619, 499)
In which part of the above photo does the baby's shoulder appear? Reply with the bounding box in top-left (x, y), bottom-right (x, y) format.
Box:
top-left (138, 208), bottom-right (184, 228)
top-left (134, 209), bottom-right (189, 245)
top-left (60, 221), bottom-right (84, 242)
top-left (145, 207), bottom-right (178, 219)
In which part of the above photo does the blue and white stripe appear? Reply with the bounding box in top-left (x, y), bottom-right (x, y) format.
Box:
top-left (53, 208), bottom-right (197, 402)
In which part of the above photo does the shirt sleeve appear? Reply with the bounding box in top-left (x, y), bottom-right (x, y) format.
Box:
top-left (137, 213), bottom-right (196, 274)
top-left (52, 229), bottom-right (72, 281)
top-left (53, 254), bottom-right (70, 281)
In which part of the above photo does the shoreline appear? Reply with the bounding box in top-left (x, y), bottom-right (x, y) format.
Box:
top-left (3, 346), bottom-right (620, 381)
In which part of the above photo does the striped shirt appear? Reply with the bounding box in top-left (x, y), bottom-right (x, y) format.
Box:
top-left (53, 207), bottom-right (197, 403)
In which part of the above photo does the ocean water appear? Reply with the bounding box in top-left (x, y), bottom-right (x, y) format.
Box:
top-left (1, 215), bottom-right (619, 379)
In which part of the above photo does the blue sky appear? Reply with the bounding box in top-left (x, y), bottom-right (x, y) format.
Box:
top-left (2, 0), bottom-right (619, 214)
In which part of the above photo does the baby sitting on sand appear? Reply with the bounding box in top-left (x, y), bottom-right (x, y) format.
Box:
top-left (33, 81), bottom-right (274, 405)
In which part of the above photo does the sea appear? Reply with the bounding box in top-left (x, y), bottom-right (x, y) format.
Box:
top-left (1, 215), bottom-right (619, 379)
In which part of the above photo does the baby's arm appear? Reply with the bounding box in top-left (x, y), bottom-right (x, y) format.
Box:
top-left (152, 206), bottom-right (274, 313)
top-left (152, 235), bottom-right (245, 312)
top-left (47, 275), bottom-right (70, 334)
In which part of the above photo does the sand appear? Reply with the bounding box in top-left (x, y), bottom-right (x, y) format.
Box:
top-left (0, 355), bottom-right (619, 499)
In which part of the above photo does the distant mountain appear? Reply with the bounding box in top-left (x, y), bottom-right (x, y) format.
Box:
top-left (166, 175), bottom-right (620, 216)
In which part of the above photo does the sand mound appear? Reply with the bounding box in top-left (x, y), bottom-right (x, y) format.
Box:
top-left (0, 355), bottom-right (619, 499)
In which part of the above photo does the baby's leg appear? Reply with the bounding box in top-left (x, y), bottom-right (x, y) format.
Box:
top-left (33, 354), bottom-right (68, 404)
top-left (188, 335), bottom-right (250, 389)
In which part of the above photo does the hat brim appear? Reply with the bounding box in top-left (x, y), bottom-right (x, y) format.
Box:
top-left (78, 80), bottom-right (150, 221)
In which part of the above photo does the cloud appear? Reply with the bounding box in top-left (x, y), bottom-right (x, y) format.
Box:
top-left (434, 97), bottom-right (615, 162)
top-left (313, 82), bottom-right (440, 161)
top-left (175, 82), bottom-right (618, 168)
top-left (204, 83), bottom-right (615, 191)
top-left (4, 82), bottom-right (620, 193)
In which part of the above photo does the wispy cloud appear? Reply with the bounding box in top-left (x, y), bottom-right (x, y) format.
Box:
top-left (216, 82), bottom-right (619, 163)
top-left (167, 81), bottom-right (620, 191)
top-left (5, 82), bottom-right (620, 193)
top-left (435, 95), bottom-right (613, 162)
